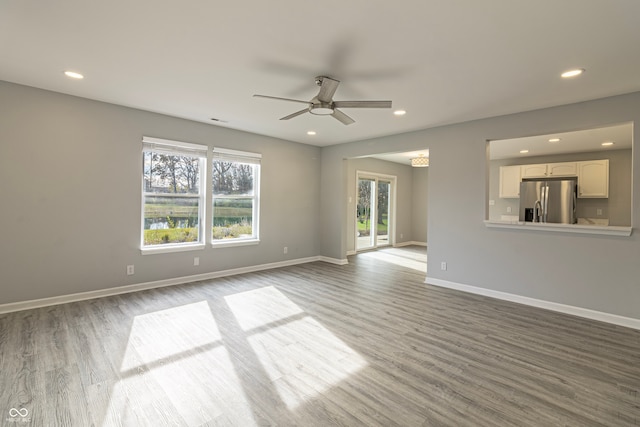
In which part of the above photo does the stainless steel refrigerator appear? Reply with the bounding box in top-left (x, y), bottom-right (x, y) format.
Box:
top-left (519, 179), bottom-right (577, 224)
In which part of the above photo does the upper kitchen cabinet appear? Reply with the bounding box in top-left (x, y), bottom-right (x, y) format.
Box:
top-left (548, 162), bottom-right (577, 177)
top-left (521, 162), bottom-right (577, 178)
top-left (520, 163), bottom-right (548, 178)
top-left (577, 160), bottom-right (609, 198)
top-left (499, 165), bottom-right (521, 198)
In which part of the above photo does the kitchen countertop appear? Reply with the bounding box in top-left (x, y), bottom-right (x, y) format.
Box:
top-left (484, 219), bottom-right (632, 236)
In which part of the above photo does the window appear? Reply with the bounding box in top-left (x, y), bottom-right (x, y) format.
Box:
top-left (142, 137), bottom-right (207, 251)
top-left (212, 148), bottom-right (261, 243)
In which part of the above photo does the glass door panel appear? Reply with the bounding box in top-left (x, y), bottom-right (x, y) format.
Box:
top-left (376, 180), bottom-right (390, 246)
top-left (356, 175), bottom-right (394, 251)
top-left (357, 178), bottom-right (375, 250)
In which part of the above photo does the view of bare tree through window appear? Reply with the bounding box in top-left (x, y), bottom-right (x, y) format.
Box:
top-left (142, 152), bottom-right (203, 245)
top-left (212, 160), bottom-right (258, 240)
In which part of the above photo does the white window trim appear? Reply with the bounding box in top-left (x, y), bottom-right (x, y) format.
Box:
top-left (141, 137), bottom-right (208, 253)
top-left (141, 243), bottom-right (206, 255)
top-left (211, 147), bottom-right (261, 246)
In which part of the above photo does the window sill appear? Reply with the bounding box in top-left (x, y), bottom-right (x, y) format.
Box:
top-left (211, 239), bottom-right (260, 248)
top-left (141, 243), bottom-right (206, 255)
top-left (484, 220), bottom-right (632, 236)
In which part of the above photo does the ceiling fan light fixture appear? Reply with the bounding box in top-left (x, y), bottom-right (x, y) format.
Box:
top-left (309, 104), bottom-right (334, 115)
top-left (411, 155), bottom-right (429, 167)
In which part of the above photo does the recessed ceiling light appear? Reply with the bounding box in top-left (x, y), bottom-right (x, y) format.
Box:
top-left (64, 71), bottom-right (84, 79)
top-left (601, 141), bottom-right (614, 146)
top-left (561, 68), bottom-right (585, 78)
top-left (394, 110), bottom-right (406, 116)
top-left (548, 138), bottom-right (561, 142)
top-left (520, 150), bottom-right (529, 154)
top-left (307, 131), bottom-right (316, 136)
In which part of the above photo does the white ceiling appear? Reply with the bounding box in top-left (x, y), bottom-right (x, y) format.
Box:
top-left (2, 1), bottom-right (640, 148)
top-left (490, 123), bottom-right (633, 160)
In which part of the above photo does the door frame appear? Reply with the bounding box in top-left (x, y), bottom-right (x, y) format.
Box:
top-left (355, 170), bottom-right (397, 252)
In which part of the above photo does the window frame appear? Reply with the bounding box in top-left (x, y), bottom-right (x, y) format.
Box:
top-left (141, 136), bottom-right (207, 254)
top-left (211, 147), bottom-right (261, 246)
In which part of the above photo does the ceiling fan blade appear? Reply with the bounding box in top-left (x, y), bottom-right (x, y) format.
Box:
top-left (280, 108), bottom-right (309, 120)
top-left (317, 77), bottom-right (340, 103)
top-left (333, 100), bottom-right (392, 108)
top-left (253, 94), bottom-right (311, 105)
top-left (332, 109), bottom-right (355, 125)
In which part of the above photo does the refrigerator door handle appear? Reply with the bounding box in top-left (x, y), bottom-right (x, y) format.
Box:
top-left (534, 200), bottom-right (542, 222)
top-left (540, 186), bottom-right (546, 223)
top-left (544, 185), bottom-right (549, 222)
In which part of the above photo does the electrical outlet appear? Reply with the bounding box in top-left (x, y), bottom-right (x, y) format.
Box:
top-left (194, 257), bottom-right (199, 266)
top-left (597, 208), bottom-right (603, 216)
top-left (126, 265), bottom-right (135, 276)
top-left (489, 199), bottom-right (495, 206)
top-left (506, 206), bottom-right (512, 213)
top-left (440, 262), bottom-right (447, 271)
top-left (400, 233), bottom-right (403, 239)
top-left (284, 246), bottom-right (288, 254)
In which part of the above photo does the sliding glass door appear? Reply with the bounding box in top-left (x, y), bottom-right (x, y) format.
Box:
top-left (356, 173), bottom-right (394, 251)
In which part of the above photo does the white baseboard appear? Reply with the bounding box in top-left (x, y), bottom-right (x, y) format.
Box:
top-left (346, 250), bottom-right (357, 256)
top-left (426, 277), bottom-right (640, 331)
top-left (318, 256), bottom-right (349, 265)
top-left (395, 241), bottom-right (427, 248)
top-left (0, 256), bottom-right (335, 314)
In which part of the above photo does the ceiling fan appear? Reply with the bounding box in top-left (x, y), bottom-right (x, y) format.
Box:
top-left (253, 76), bottom-right (392, 125)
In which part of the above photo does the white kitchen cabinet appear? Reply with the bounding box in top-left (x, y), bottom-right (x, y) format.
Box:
top-left (521, 162), bottom-right (577, 178)
top-left (499, 165), bottom-right (521, 198)
top-left (577, 159), bottom-right (609, 198)
top-left (547, 162), bottom-right (577, 177)
top-left (520, 164), bottom-right (548, 178)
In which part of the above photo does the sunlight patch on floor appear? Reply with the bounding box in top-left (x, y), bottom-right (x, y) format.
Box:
top-left (224, 285), bottom-right (304, 331)
top-left (104, 301), bottom-right (257, 426)
top-left (226, 286), bottom-right (368, 410)
top-left (360, 250), bottom-right (427, 273)
top-left (120, 301), bottom-right (222, 371)
top-left (386, 247), bottom-right (427, 262)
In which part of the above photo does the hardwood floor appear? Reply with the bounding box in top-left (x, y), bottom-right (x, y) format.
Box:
top-left (1, 246), bottom-right (639, 426)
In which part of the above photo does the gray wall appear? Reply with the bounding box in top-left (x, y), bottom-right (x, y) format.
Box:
top-left (489, 149), bottom-right (632, 226)
top-left (320, 91), bottom-right (640, 319)
top-left (0, 81), bottom-right (321, 305)
top-left (345, 158), bottom-right (413, 253)
top-left (411, 166), bottom-right (429, 243)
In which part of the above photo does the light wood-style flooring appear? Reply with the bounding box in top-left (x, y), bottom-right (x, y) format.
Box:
top-left (1, 246), bottom-right (639, 426)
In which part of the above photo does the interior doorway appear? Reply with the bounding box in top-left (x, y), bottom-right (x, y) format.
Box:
top-left (356, 172), bottom-right (395, 251)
